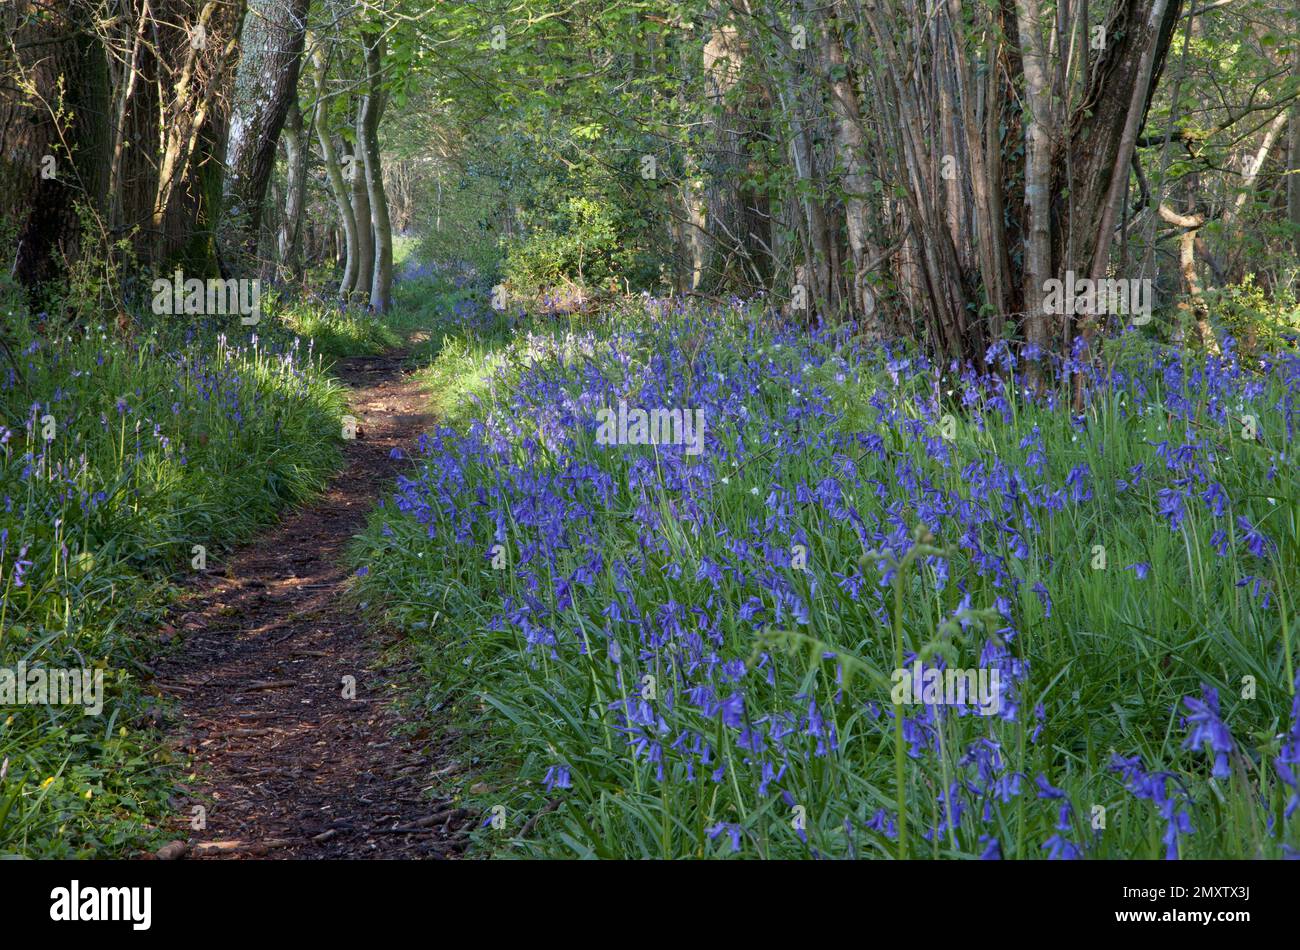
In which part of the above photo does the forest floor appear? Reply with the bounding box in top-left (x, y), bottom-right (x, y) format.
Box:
top-left (152, 351), bottom-right (470, 859)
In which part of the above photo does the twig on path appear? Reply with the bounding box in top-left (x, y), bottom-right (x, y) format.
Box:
top-left (244, 679), bottom-right (299, 691)
top-left (194, 838), bottom-right (295, 856)
top-left (518, 799), bottom-right (561, 838)
top-left (377, 808), bottom-right (456, 834)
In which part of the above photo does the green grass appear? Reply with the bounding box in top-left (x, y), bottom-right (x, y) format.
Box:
top-left (352, 297), bottom-right (1299, 860)
top-left (393, 235), bottom-right (419, 271)
top-left (272, 290), bottom-right (401, 360)
top-left (0, 276), bottom-right (356, 857)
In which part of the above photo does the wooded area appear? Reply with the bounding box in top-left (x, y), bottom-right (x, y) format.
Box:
top-left (5, 1), bottom-right (1298, 350)
top-left (2, 0), bottom-right (1300, 871)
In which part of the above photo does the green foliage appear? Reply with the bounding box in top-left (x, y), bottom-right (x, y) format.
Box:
top-left (416, 172), bottom-right (508, 281)
top-left (271, 290), bottom-right (401, 360)
top-left (377, 2), bottom-right (690, 299)
top-left (1201, 276), bottom-right (1300, 351)
top-left (353, 297), bottom-right (1299, 860)
top-left (0, 275), bottom-right (349, 857)
top-left (503, 196), bottom-right (621, 293)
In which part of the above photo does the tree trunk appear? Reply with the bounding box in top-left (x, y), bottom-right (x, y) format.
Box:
top-left (360, 30), bottom-right (392, 313)
top-left (0, 1), bottom-right (112, 297)
top-left (1158, 202), bottom-right (1214, 349)
top-left (1015, 0), bottom-right (1057, 363)
top-left (818, 3), bottom-right (884, 335)
top-left (152, 1), bottom-right (247, 270)
top-left (277, 94), bottom-right (307, 284)
top-left (311, 43), bottom-right (358, 296)
top-left (346, 130), bottom-right (373, 299)
top-left (1291, 6), bottom-right (1300, 255)
top-left (701, 18), bottom-right (749, 291)
top-left (1221, 109), bottom-right (1289, 279)
top-left (221, 0), bottom-right (311, 271)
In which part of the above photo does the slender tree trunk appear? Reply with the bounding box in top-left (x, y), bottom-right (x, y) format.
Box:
top-left (277, 95), bottom-right (307, 283)
top-left (1015, 0), bottom-right (1056, 364)
top-left (1158, 202), bottom-right (1214, 348)
top-left (1087, 0), bottom-right (1173, 284)
top-left (1291, 6), bottom-right (1300, 254)
top-left (1221, 109), bottom-right (1289, 278)
top-left (746, 0), bottom-right (834, 317)
top-left (107, 1), bottom-right (150, 235)
top-left (818, 3), bottom-right (883, 335)
top-left (701, 18), bottom-right (748, 291)
top-left (311, 44), bottom-right (358, 296)
top-left (360, 30), bottom-right (392, 312)
top-left (945, 0), bottom-right (1010, 335)
top-left (347, 126), bottom-right (373, 299)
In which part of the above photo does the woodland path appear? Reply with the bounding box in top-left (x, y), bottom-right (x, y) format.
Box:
top-left (152, 352), bottom-right (469, 859)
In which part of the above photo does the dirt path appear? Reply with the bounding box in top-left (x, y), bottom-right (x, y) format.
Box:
top-left (152, 353), bottom-right (469, 859)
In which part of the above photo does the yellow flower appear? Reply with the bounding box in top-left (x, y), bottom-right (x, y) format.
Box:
top-left (41, 776), bottom-right (55, 789)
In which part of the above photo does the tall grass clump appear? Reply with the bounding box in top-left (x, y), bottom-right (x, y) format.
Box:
top-left (270, 289), bottom-right (400, 360)
top-left (355, 295), bottom-right (1299, 859)
top-left (0, 277), bottom-right (347, 857)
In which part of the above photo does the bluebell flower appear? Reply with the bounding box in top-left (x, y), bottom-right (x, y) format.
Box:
top-left (1031, 581), bottom-right (1052, 619)
top-left (706, 822), bottom-right (743, 853)
top-left (542, 765), bottom-right (572, 792)
top-left (1182, 686), bottom-right (1234, 779)
top-left (1236, 516), bottom-right (1272, 558)
top-left (1274, 672), bottom-right (1300, 819)
top-left (865, 807), bottom-right (897, 839)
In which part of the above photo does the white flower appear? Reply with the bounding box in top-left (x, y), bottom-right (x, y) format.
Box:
top-left (750, 486), bottom-right (759, 496)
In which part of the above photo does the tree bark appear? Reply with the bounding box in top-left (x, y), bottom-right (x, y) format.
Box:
top-left (360, 29), bottom-right (392, 312)
top-left (152, 1), bottom-right (246, 270)
top-left (346, 105), bottom-right (373, 299)
top-left (1015, 0), bottom-right (1057, 362)
top-left (1291, 5), bottom-right (1300, 255)
top-left (1, 1), bottom-right (112, 296)
top-left (311, 43), bottom-right (359, 297)
top-left (277, 94), bottom-right (307, 284)
top-left (818, 2), bottom-right (883, 335)
top-left (221, 0), bottom-right (311, 271)
top-left (1158, 201), bottom-right (1214, 348)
